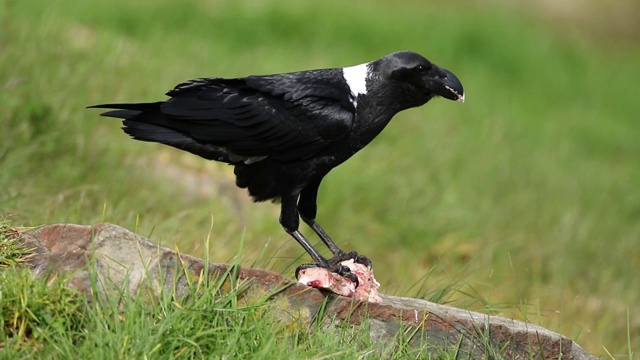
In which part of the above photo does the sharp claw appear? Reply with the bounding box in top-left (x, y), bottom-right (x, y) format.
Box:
top-left (355, 255), bottom-right (372, 269)
top-left (339, 269), bottom-right (359, 287)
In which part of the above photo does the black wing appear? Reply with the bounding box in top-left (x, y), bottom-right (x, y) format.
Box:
top-left (93, 69), bottom-right (355, 163)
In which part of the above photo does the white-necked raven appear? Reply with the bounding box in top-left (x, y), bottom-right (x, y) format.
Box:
top-left (91, 51), bottom-right (464, 285)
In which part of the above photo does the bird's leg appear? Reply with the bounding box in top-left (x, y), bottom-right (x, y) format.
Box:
top-left (279, 194), bottom-right (330, 267)
top-left (303, 218), bottom-right (375, 266)
top-left (296, 178), bottom-right (343, 256)
top-left (297, 180), bottom-right (372, 269)
top-left (304, 218), bottom-right (372, 269)
top-left (305, 217), bottom-right (343, 256)
top-left (280, 194), bottom-right (359, 284)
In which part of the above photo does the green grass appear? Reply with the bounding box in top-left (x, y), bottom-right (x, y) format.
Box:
top-left (1, 0), bottom-right (638, 357)
top-left (0, 222), bottom-right (489, 359)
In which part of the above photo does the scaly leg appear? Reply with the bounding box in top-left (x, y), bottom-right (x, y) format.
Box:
top-left (279, 194), bottom-right (359, 283)
top-left (297, 179), bottom-right (372, 269)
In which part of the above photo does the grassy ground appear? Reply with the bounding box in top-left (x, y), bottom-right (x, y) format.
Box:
top-left (0, 221), bottom-right (495, 359)
top-left (1, 0), bottom-right (638, 357)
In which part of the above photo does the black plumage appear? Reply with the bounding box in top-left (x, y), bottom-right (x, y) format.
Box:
top-left (90, 51), bottom-right (464, 284)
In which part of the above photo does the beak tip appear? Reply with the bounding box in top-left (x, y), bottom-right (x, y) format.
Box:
top-left (443, 83), bottom-right (465, 103)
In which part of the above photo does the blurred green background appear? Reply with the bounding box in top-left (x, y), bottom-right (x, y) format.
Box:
top-left (1, 0), bottom-right (638, 356)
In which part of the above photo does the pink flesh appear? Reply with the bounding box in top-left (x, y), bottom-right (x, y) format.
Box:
top-left (297, 259), bottom-right (382, 303)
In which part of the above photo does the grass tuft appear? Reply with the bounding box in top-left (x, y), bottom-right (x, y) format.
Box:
top-left (0, 220), bottom-right (34, 268)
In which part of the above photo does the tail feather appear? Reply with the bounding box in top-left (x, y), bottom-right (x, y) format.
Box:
top-left (90, 102), bottom-right (232, 163)
top-left (88, 102), bottom-right (163, 112)
top-left (99, 109), bottom-right (143, 119)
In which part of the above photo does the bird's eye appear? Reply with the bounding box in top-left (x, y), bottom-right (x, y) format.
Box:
top-left (415, 65), bottom-right (428, 74)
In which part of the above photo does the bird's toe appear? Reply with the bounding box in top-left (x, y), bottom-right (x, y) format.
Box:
top-left (335, 264), bottom-right (359, 286)
top-left (353, 254), bottom-right (372, 268)
top-left (329, 251), bottom-right (372, 269)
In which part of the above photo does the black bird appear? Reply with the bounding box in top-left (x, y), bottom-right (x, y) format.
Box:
top-left (90, 51), bottom-right (464, 284)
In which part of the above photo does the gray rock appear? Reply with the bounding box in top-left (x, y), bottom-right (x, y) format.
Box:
top-left (17, 223), bottom-right (596, 359)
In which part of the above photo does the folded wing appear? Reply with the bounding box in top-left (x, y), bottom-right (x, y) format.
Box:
top-left (93, 70), bottom-right (355, 164)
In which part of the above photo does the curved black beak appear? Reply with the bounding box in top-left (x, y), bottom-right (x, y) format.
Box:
top-left (434, 67), bottom-right (465, 103)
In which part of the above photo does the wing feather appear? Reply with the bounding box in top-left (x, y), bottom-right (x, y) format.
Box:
top-left (161, 71), bottom-right (354, 161)
top-left (95, 70), bottom-right (355, 163)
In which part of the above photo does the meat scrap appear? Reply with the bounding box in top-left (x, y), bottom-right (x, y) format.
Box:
top-left (297, 259), bottom-right (382, 303)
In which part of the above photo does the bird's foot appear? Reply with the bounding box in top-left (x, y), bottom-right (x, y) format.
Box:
top-left (328, 251), bottom-right (372, 269)
top-left (295, 252), bottom-right (372, 287)
top-left (295, 252), bottom-right (382, 303)
top-left (295, 262), bottom-right (359, 286)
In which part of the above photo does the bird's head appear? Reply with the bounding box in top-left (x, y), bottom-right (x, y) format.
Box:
top-left (370, 51), bottom-right (464, 108)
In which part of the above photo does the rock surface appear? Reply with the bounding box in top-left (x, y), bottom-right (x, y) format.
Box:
top-left (16, 223), bottom-right (596, 359)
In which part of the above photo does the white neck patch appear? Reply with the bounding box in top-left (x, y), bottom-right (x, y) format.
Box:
top-left (342, 62), bottom-right (369, 107)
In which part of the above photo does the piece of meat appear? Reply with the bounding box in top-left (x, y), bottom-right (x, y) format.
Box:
top-left (297, 259), bottom-right (382, 303)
